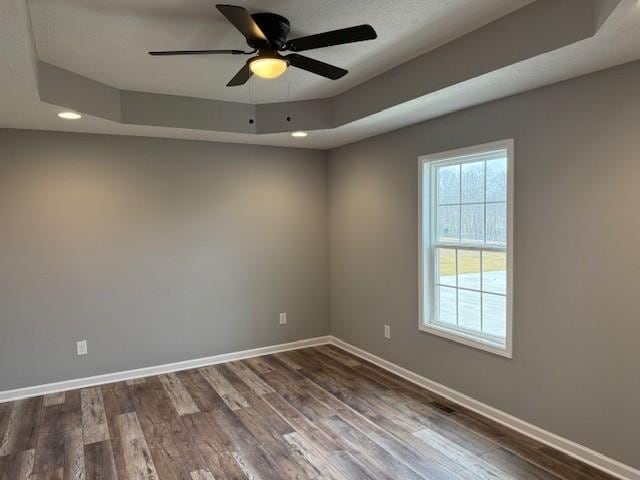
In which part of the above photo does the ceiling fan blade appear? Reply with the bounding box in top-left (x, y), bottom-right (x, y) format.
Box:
top-left (286, 24), bottom-right (377, 52)
top-left (227, 63), bottom-right (253, 87)
top-left (149, 49), bottom-right (245, 56)
top-left (216, 4), bottom-right (267, 43)
top-left (286, 54), bottom-right (347, 80)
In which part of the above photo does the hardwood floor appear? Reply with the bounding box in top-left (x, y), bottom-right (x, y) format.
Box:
top-left (0, 345), bottom-right (617, 480)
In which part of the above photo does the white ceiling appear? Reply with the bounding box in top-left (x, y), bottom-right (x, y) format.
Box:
top-left (27, 0), bottom-right (531, 103)
top-left (2, 0), bottom-right (640, 149)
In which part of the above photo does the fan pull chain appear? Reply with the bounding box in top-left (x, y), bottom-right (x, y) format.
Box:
top-left (285, 75), bottom-right (292, 124)
top-left (249, 75), bottom-right (255, 126)
top-left (249, 75), bottom-right (254, 105)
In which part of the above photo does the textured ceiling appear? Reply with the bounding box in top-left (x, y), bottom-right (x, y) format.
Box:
top-left (27, 0), bottom-right (531, 103)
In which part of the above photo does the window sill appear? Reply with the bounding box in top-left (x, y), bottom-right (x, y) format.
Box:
top-left (419, 323), bottom-right (512, 358)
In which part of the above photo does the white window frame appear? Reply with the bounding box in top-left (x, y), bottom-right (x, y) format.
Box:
top-left (418, 139), bottom-right (514, 358)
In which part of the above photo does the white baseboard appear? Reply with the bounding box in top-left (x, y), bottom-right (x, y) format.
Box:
top-left (329, 336), bottom-right (640, 480)
top-left (0, 336), bottom-right (332, 404)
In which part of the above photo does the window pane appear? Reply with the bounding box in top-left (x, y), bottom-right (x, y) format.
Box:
top-left (482, 251), bottom-right (506, 295)
top-left (461, 204), bottom-right (484, 243)
top-left (436, 286), bottom-right (457, 326)
top-left (458, 290), bottom-right (481, 332)
top-left (458, 250), bottom-right (480, 290)
top-left (486, 202), bottom-right (506, 245)
top-left (437, 205), bottom-right (460, 242)
top-left (486, 157), bottom-right (507, 202)
top-left (437, 164), bottom-right (460, 205)
top-left (482, 293), bottom-right (506, 338)
top-left (461, 161), bottom-right (484, 203)
top-left (436, 248), bottom-right (456, 286)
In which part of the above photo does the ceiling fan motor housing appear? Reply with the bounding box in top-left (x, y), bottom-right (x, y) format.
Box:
top-left (250, 13), bottom-right (291, 49)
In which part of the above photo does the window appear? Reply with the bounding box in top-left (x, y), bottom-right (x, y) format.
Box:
top-left (419, 140), bottom-right (513, 357)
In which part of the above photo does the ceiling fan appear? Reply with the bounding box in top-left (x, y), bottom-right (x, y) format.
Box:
top-left (149, 4), bottom-right (377, 87)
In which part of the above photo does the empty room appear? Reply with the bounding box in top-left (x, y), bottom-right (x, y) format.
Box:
top-left (1, 0), bottom-right (639, 479)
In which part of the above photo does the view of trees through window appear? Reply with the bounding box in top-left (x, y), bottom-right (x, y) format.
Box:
top-left (436, 158), bottom-right (507, 245)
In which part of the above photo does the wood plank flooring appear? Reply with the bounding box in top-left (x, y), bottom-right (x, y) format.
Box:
top-left (0, 346), bottom-right (618, 480)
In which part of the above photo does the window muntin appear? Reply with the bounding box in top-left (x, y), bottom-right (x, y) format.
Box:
top-left (419, 141), bottom-right (513, 357)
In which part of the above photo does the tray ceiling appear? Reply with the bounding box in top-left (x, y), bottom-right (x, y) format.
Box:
top-left (1, 0), bottom-right (639, 149)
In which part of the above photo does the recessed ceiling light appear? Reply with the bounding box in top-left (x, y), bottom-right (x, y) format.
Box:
top-left (58, 111), bottom-right (82, 120)
top-left (291, 131), bottom-right (308, 138)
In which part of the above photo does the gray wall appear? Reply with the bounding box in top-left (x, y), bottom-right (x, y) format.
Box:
top-left (328, 61), bottom-right (640, 468)
top-left (0, 131), bottom-right (329, 391)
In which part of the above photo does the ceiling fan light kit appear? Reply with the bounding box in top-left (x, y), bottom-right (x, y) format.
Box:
top-left (149, 4), bottom-right (377, 87)
top-left (249, 52), bottom-right (288, 79)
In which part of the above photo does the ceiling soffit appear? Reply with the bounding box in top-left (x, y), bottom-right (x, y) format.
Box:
top-left (35, 0), bottom-right (620, 136)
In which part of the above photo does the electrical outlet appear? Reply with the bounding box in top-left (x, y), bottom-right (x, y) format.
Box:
top-left (279, 312), bottom-right (287, 325)
top-left (76, 340), bottom-right (88, 356)
top-left (384, 325), bottom-right (391, 339)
